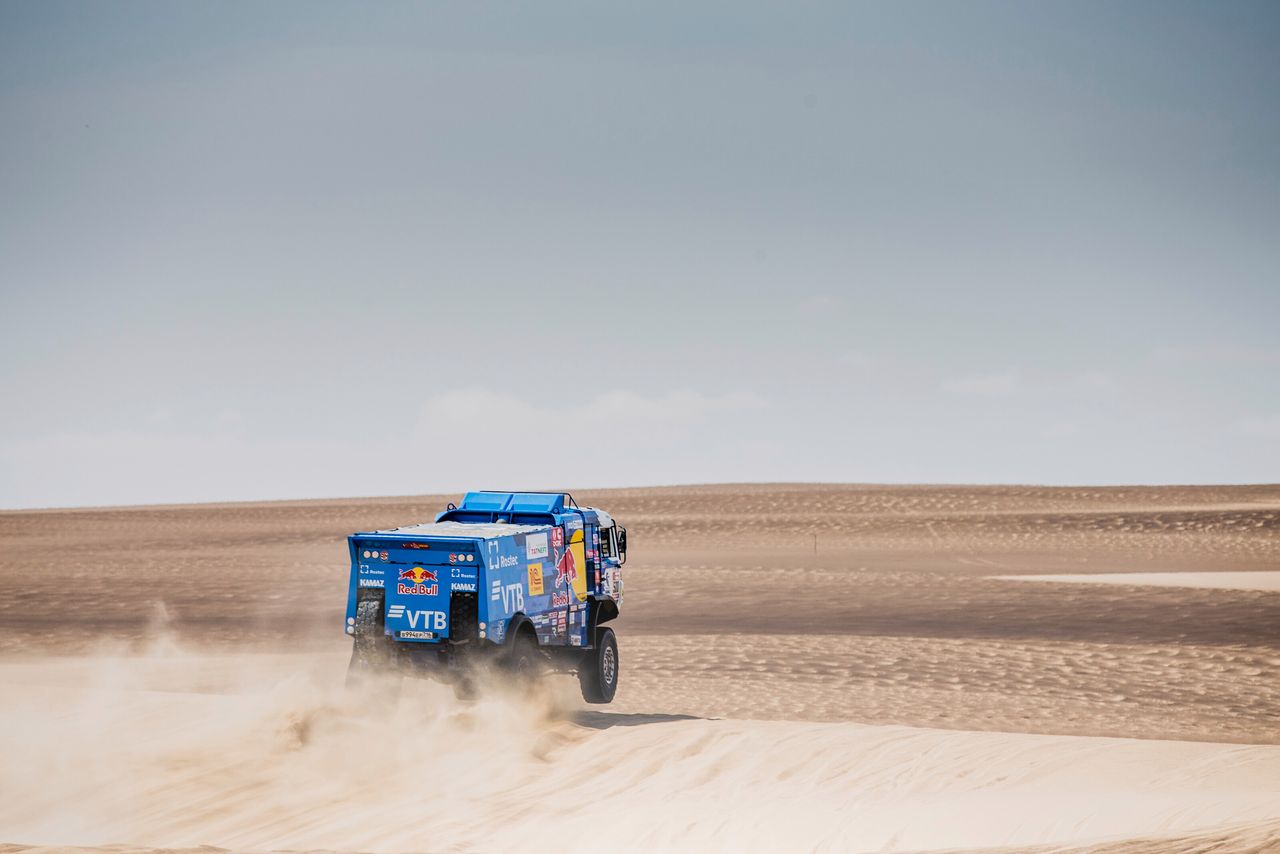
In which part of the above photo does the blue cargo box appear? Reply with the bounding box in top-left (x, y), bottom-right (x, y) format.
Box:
top-left (345, 519), bottom-right (590, 647)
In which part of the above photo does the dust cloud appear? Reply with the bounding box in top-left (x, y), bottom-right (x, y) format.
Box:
top-left (3, 640), bottom-right (1279, 854)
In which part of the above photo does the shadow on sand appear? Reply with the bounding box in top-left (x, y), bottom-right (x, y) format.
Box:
top-left (571, 711), bottom-right (704, 730)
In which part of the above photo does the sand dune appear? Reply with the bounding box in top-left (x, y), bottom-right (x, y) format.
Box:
top-left (1, 484), bottom-right (1277, 852)
top-left (1, 650), bottom-right (1278, 854)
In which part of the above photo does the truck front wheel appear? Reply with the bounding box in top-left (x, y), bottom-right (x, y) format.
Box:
top-left (578, 627), bottom-right (618, 704)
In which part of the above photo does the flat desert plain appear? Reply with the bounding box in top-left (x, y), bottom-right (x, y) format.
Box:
top-left (1, 484), bottom-right (1278, 853)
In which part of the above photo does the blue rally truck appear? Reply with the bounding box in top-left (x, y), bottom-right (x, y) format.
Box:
top-left (344, 491), bottom-right (628, 703)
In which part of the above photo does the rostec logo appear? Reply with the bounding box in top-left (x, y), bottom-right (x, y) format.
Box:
top-left (386, 605), bottom-right (446, 631)
top-left (398, 566), bottom-right (438, 596)
top-left (485, 538), bottom-right (519, 570)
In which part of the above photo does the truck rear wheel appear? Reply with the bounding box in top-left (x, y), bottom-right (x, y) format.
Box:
top-left (506, 630), bottom-right (542, 684)
top-left (578, 627), bottom-right (618, 704)
top-left (347, 597), bottom-right (395, 684)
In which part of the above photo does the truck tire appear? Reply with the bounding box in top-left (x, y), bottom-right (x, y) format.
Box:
top-left (347, 597), bottom-right (394, 684)
top-left (506, 629), bottom-right (542, 684)
top-left (578, 627), bottom-right (618, 704)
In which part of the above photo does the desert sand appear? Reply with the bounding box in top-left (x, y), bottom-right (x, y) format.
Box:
top-left (993, 570), bottom-right (1280, 592)
top-left (0, 483), bottom-right (1278, 853)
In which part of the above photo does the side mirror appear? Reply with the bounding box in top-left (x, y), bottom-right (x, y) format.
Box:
top-left (618, 527), bottom-right (628, 564)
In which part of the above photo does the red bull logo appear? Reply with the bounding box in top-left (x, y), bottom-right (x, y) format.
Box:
top-left (397, 566), bottom-right (438, 596)
top-left (554, 526), bottom-right (588, 602)
top-left (555, 547), bottom-right (576, 589)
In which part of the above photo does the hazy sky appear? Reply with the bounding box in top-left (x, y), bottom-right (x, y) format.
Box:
top-left (2, 1), bottom-right (1278, 508)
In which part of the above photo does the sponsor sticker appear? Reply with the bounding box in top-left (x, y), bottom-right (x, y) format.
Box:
top-left (388, 606), bottom-right (446, 630)
top-left (527, 562), bottom-right (544, 596)
top-left (555, 545), bottom-right (577, 589)
top-left (495, 582), bottom-right (524, 612)
top-left (526, 532), bottom-right (549, 561)
top-left (567, 528), bottom-right (587, 601)
top-left (454, 583), bottom-right (477, 592)
top-left (551, 527), bottom-right (564, 549)
top-left (400, 566), bottom-right (437, 584)
top-left (403, 542), bottom-right (430, 550)
top-left (379, 551), bottom-right (389, 562)
top-left (358, 579), bottom-right (384, 588)
top-left (398, 584), bottom-right (438, 596)
top-left (398, 566), bottom-right (439, 596)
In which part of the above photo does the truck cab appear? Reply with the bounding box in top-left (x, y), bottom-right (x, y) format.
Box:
top-left (344, 491), bottom-right (627, 702)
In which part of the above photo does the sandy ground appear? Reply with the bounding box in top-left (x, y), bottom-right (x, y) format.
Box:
top-left (993, 570), bottom-right (1280, 592)
top-left (1, 483), bottom-right (1278, 853)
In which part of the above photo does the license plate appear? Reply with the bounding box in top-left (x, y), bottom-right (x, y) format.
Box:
top-left (399, 630), bottom-right (435, 639)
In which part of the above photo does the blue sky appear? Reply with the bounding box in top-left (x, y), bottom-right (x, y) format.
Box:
top-left (1, 1), bottom-right (1277, 508)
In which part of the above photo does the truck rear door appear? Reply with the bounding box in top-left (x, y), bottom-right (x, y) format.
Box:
top-left (367, 539), bottom-right (473, 642)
